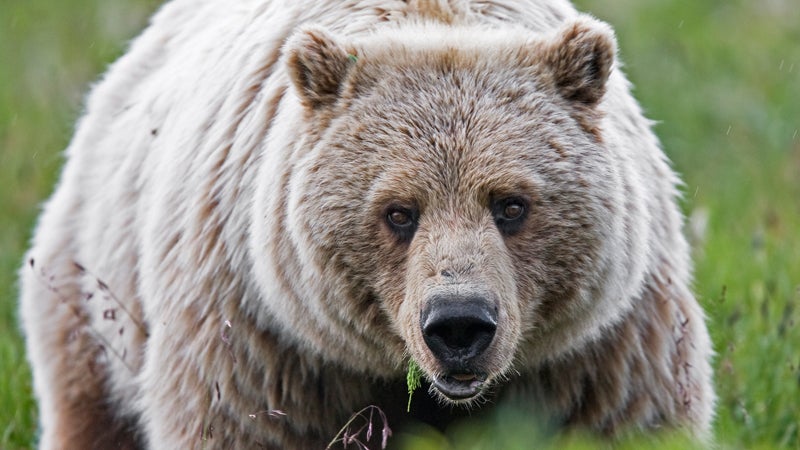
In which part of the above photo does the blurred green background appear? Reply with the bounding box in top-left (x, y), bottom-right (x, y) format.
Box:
top-left (1, 0), bottom-right (798, 448)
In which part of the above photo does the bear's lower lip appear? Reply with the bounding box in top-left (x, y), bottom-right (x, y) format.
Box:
top-left (433, 373), bottom-right (486, 400)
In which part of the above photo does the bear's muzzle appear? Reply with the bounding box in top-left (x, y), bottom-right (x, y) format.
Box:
top-left (421, 293), bottom-right (497, 399)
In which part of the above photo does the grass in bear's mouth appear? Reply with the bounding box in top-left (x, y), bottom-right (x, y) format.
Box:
top-left (406, 359), bottom-right (423, 412)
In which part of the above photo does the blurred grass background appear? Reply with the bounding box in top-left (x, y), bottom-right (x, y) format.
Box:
top-left (1, 0), bottom-right (797, 448)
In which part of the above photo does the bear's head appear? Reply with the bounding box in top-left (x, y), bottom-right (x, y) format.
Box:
top-left (274, 16), bottom-right (647, 404)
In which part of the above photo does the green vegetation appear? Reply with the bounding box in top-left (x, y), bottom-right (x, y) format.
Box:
top-left (578, 1), bottom-right (800, 448)
top-left (0, 1), bottom-right (160, 447)
top-left (1, 0), bottom-right (797, 448)
top-left (407, 359), bottom-right (424, 412)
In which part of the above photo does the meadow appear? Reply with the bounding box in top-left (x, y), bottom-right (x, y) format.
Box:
top-left (1, 0), bottom-right (797, 448)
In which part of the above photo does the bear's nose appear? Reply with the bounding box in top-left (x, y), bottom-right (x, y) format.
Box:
top-left (421, 295), bottom-right (497, 366)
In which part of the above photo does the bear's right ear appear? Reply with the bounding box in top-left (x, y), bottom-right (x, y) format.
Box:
top-left (285, 26), bottom-right (356, 110)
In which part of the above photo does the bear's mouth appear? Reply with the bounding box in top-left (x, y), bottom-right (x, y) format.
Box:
top-left (432, 373), bottom-right (487, 400)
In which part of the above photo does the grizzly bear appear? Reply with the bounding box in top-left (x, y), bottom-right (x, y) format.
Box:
top-left (20, 0), bottom-right (714, 448)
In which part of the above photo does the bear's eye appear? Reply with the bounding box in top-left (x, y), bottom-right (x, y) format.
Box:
top-left (385, 206), bottom-right (418, 242)
top-left (492, 197), bottom-right (528, 235)
top-left (503, 203), bottom-right (524, 220)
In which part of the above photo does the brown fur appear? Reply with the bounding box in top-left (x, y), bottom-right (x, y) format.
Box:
top-left (20, 1), bottom-right (713, 448)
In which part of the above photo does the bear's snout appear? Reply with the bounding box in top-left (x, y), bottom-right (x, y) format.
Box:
top-left (421, 294), bottom-right (497, 369)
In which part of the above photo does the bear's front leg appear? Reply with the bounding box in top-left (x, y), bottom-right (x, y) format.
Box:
top-left (136, 310), bottom-right (340, 449)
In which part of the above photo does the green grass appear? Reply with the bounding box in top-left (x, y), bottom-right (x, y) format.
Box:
top-left (0, 0), bottom-right (160, 447)
top-left (578, 1), bottom-right (800, 448)
top-left (1, 0), bottom-right (798, 448)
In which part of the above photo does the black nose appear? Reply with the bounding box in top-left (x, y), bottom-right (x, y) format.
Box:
top-left (421, 296), bottom-right (497, 365)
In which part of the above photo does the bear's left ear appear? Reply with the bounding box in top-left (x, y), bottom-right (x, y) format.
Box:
top-left (541, 17), bottom-right (617, 106)
top-left (284, 26), bottom-right (356, 110)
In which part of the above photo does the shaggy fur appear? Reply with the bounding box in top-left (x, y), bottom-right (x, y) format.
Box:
top-left (20, 0), bottom-right (714, 448)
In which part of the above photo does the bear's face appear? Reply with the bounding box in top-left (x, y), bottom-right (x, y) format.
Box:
top-left (284, 19), bottom-right (624, 403)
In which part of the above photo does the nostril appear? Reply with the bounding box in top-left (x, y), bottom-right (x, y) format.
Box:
top-left (421, 298), bottom-right (497, 363)
top-left (424, 317), bottom-right (495, 351)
